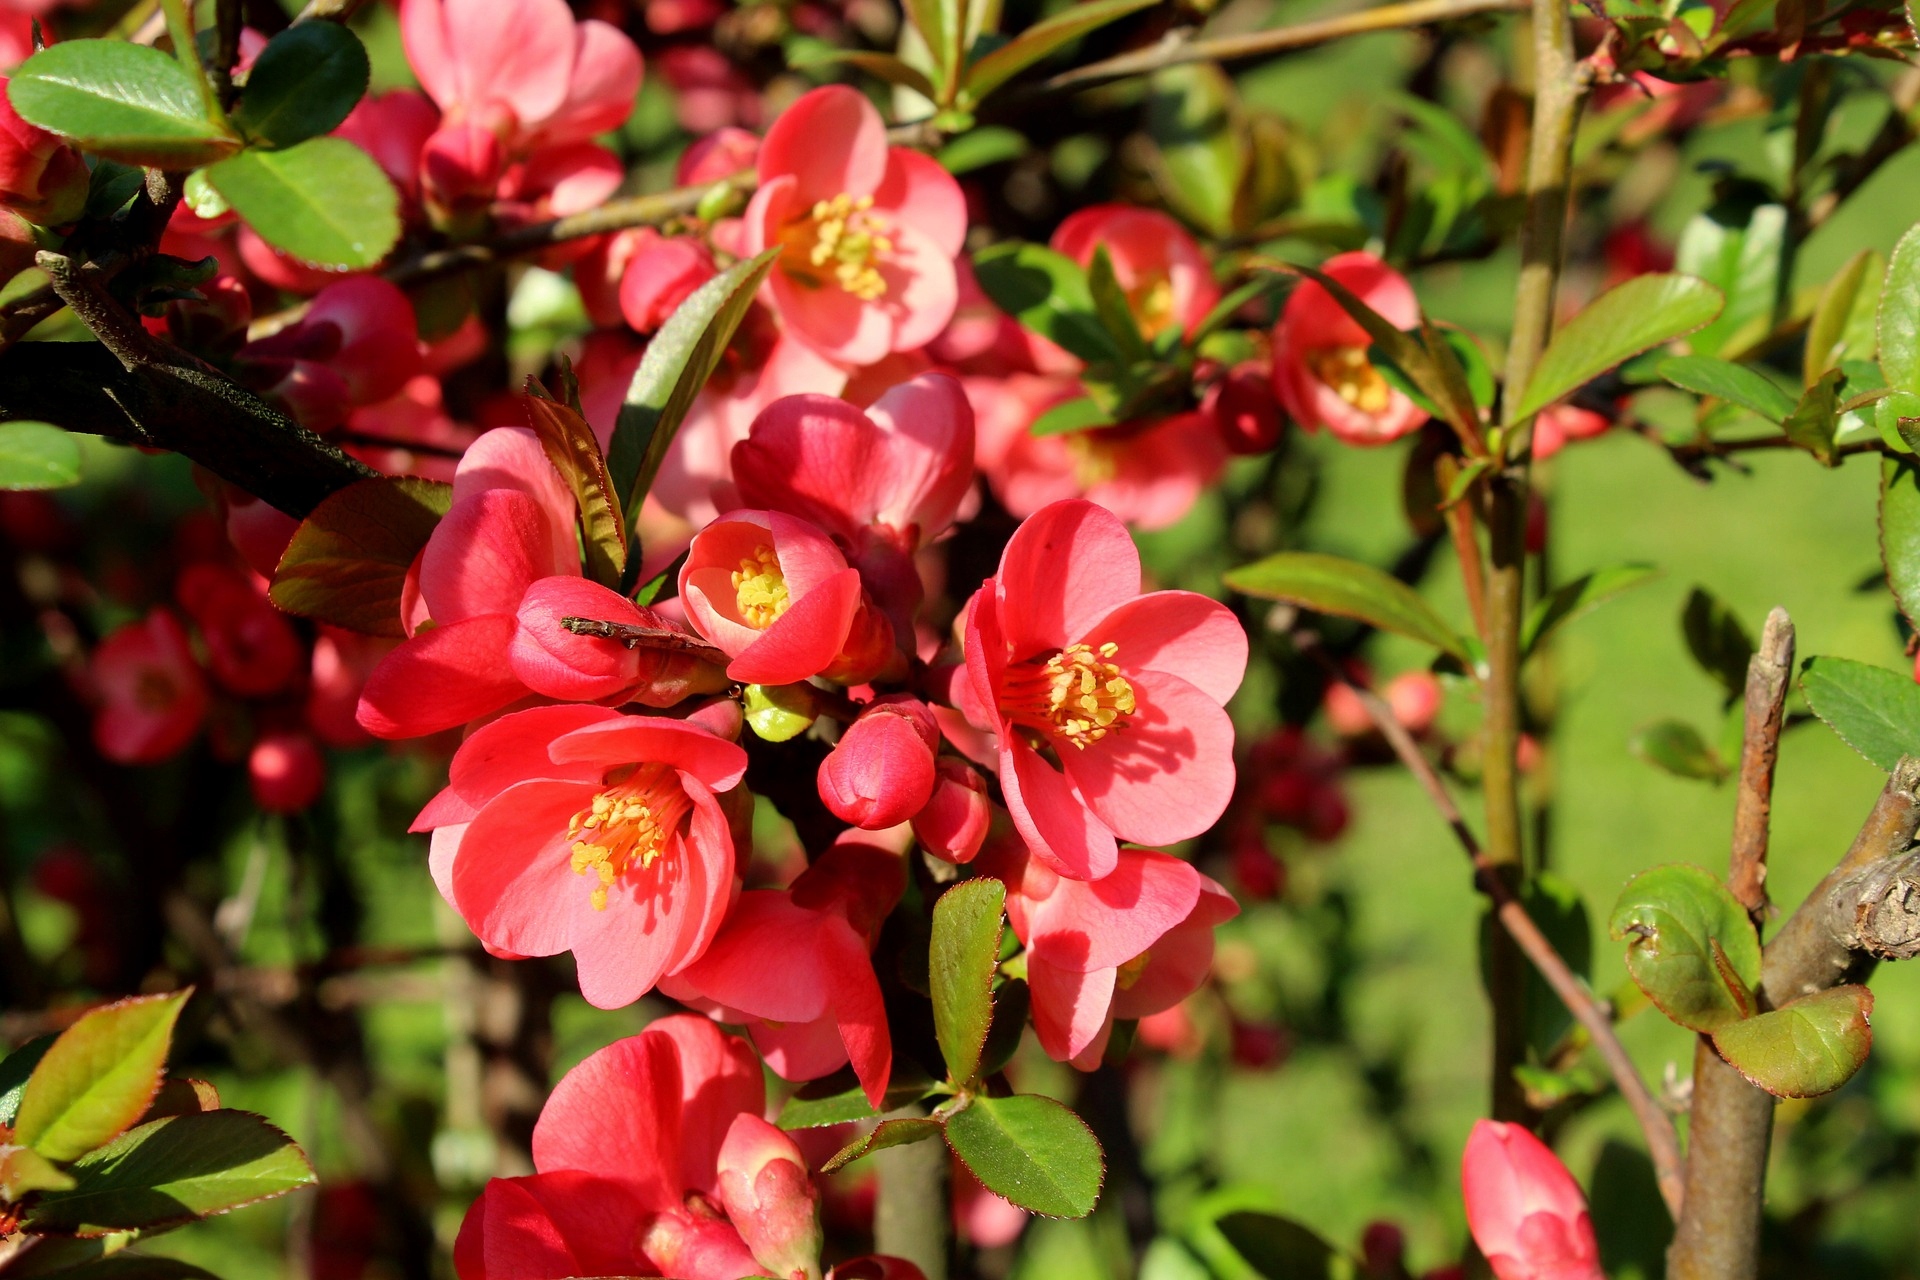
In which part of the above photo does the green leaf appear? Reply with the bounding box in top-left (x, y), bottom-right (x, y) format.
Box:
top-left (1656, 355), bottom-right (1798, 422)
top-left (1880, 221), bottom-right (1920, 393)
top-left (1085, 246), bottom-right (1148, 361)
top-left (943, 1093), bottom-right (1103, 1218)
top-left (13, 992), bottom-right (188, 1163)
top-left (24, 1111), bottom-right (315, 1236)
top-left (269, 476), bottom-right (451, 637)
top-left (1874, 391), bottom-right (1920, 455)
top-left (524, 393), bottom-right (624, 588)
top-left (606, 249), bottom-right (780, 546)
top-left (1522, 564), bottom-right (1659, 656)
top-left (1, 1238), bottom-right (223, 1280)
top-left (231, 22), bottom-right (369, 148)
top-left (1520, 871), bottom-right (1593, 1059)
top-left (1191, 274), bottom-right (1289, 343)
top-left (0, 1036), bottom-right (54, 1127)
top-left (1224, 551), bottom-right (1471, 663)
top-left (6, 41), bottom-right (240, 169)
top-left (1213, 1211), bottom-right (1341, 1280)
top-left (1781, 368), bottom-right (1843, 466)
top-left (1807, 248), bottom-right (1882, 384)
top-left (2, 1144), bottom-right (76, 1202)
top-left (777, 1063), bottom-right (940, 1129)
top-left (820, 1117), bottom-right (945, 1174)
top-left (1144, 63), bottom-right (1246, 240)
top-left (1029, 397), bottom-right (1115, 437)
top-left (0, 421), bottom-right (83, 490)
top-left (976, 978), bottom-right (1029, 1079)
top-left (1710, 985), bottom-right (1874, 1099)
top-left (1631, 720), bottom-right (1729, 782)
top-left (1609, 865), bottom-right (1761, 1034)
top-left (1512, 274), bottom-right (1724, 421)
top-left (204, 137), bottom-right (400, 270)
top-left (901, 0), bottom-right (959, 96)
top-left (792, 49), bottom-right (938, 101)
top-left (1798, 655), bottom-right (1920, 771)
top-left (972, 242), bottom-right (1123, 365)
top-left (936, 125), bottom-right (1029, 175)
top-left (1882, 456), bottom-right (1920, 628)
top-left (961, 0), bottom-right (1158, 104)
top-left (1674, 193), bottom-right (1785, 358)
top-left (930, 879), bottom-right (1006, 1086)
top-left (1681, 587), bottom-right (1753, 703)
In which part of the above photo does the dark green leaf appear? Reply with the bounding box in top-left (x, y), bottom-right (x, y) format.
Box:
top-left (1882, 456), bottom-right (1920, 628)
top-left (930, 879), bottom-right (1006, 1086)
top-left (1807, 248), bottom-right (1881, 384)
top-left (0, 1035), bottom-right (54, 1127)
top-left (524, 394), bottom-right (624, 588)
top-left (232, 22), bottom-right (369, 148)
top-left (1029, 396), bottom-right (1115, 438)
top-left (777, 1063), bottom-right (939, 1129)
top-left (1710, 985), bottom-right (1874, 1099)
top-left (606, 248), bottom-right (780, 546)
top-left (1191, 274), bottom-right (1288, 342)
top-left (1214, 1211), bottom-right (1341, 1280)
top-left (1522, 564), bottom-right (1659, 656)
top-left (961, 0), bottom-right (1158, 104)
top-left (0, 421), bottom-right (83, 490)
top-left (269, 476), bottom-right (452, 637)
top-left (1512, 274), bottom-right (1724, 421)
top-left (1224, 551), bottom-right (1471, 663)
top-left (1608, 865), bottom-right (1761, 1034)
top-left (1781, 368), bottom-right (1843, 466)
top-left (820, 1117), bottom-right (944, 1173)
top-left (205, 137), bottom-right (399, 269)
top-left (7, 41), bottom-right (240, 169)
top-left (1682, 587), bottom-right (1754, 702)
top-left (943, 1093), bottom-right (1103, 1218)
top-left (24, 1111), bottom-right (315, 1236)
top-left (1880, 221), bottom-right (1920, 393)
top-left (1798, 655), bottom-right (1920, 771)
top-left (972, 242), bottom-right (1123, 365)
top-left (1085, 246), bottom-right (1148, 361)
top-left (1674, 193), bottom-right (1784, 358)
top-left (976, 978), bottom-right (1028, 1079)
top-left (1656, 355), bottom-right (1798, 422)
top-left (14, 992), bottom-right (188, 1163)
top-left (1522, 872), bottom-right (1593, 1059)
top-left (2, 1240), bottom-right (221, 1280)
top-left (1144, 63), bottom-right (1245, 240)
top-left (1630, 720), bottom-right (1728, 782)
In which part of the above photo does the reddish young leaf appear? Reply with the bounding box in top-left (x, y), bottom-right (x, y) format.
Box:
top-left (12, 991), bottom-right (189, 1162)
top-left (268, 476), bottom-right (452, 637)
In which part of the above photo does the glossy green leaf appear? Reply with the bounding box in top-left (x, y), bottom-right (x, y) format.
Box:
top-left (524, 393), bottom-right (625, 588)
top-left (232, 22), bottom-right (369, 148)
top-left (205, 137), bottom-right (399, 269)
top-left (1214, 1211), bottom-right (1341, 1279)
top-left (1656, 355), bottom-right (1797, 422)
top-left (1681, 587), bottom-right (1753, 703)
top-left (1875, 391), bottom-right (1920, 455)
top-left (1711, 985), bottom-right (1874, 1099)
top-left (1144, 63), bottom-right (1245, 240)
top-left (1224, 551), bottom-right (1471, 663)
top-left (1799, 655), bottom-right (1920, 771)
top-left (1609, 865), bottom-right (1761, 1034)
top-left (936, 126), bottom-right (1030, 174)
top-left (24, 1110), bottom-right (315, 1236)
top-left (1781, 368), bottom-right (1843, 466)
top-left (943, 1093), bottom-right (1103, 1218)
top-left (1674, 193), bottom-right (1784, 358)
top-left (961, 0), bottom-right (1158, 104)
top-left (1522, 564), bottom-right (1659, 656)
top-left (1085, 246), bottom-right (1147, 361)
top-left (1631, 720), bottom-right (1728, 782)
top-left (269, 476), bottom-right (451, 637)
top-left (7, 41), bottom-right (240, 169)
top-left (777, 1063), bottom-right (939, 1129)
top-left (0, 1036), bottom-right (53, 1127)
top-left (1512, 274), bottom-right (1724, 421)
top-left (972, 242), bottom-right (1122, 365)
top-left (13, 992), bottom-right (188, 1163)
top-left (1880, 221), bottom-right (1920, 393)
top-left (607, 248), bottom-right (780, 548)
top-left (930, 879), bottom-right (1006, 1086)
top-left (0, 421), bottom-right (83, 490)
top-left (820, 1117), bottom-right (944, 1174)
top-left (1807, 248), bottom-right (1882, 384)
top-left (1882, 457), bottom-right (1920, 627)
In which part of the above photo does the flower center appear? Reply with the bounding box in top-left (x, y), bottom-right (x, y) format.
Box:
top-left (1001, 642), bottom-right (1138, 750)
top-left (789, 193), bottom-right (893, 301)
top-left (566, 763), bottom-right (689, 910)
top-left (1305, 345), bottom-right (1392, 413)
top-left (1116, 950), bottom-right (1151, 990)
top-left (731, 544), bottom-right (790, 630)
top-left (1065, 431), bottom-right (1118, 489)
top-left (1129, 276), bottom-right (1176, 338)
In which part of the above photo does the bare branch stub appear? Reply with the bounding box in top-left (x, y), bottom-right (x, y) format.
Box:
top-left (1729, 607), bottom-right (1796, 918)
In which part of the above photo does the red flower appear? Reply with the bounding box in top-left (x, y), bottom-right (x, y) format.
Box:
top-left (744, 86), bottom-right (966, 365)
top-left (1272, 251), bottom-right (1428, 446)
top-left (89, 609), bottom-right (209, 766)
top-left (1461, 1121), bottom-right (1605, 1280)
top-left (958, 500), bottom-right (1245, 880)
top-left (413, 705), bottom-right (748, 1008)
top-left (817, 696), bottom-right (938, 830)
top-left (1051, 205), bottom-right (1220, 342)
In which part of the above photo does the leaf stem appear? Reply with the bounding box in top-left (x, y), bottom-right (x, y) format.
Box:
top-left (158, 0), bottom-right (224, 129)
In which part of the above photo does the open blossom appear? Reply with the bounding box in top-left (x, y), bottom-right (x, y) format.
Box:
top-left (1273, 251), bottom-right (1427, 446)
top-left (978, 834), bottom-right (1237, 1067)
top-left (88, 609), bottom-right (209, 766)
top-left (1462, 1121), bottom-right (1606, 1280)
top-left (1051, 205), bottom-right (1220, 341)
top-left (176, 562), bottom-right (303, 698)
top-left (745, 85), bottom-right (966, 365)
top-left (957, 499), bottom-right (1246, 880)
top-left (413, 705), bottom-right (747, 1008)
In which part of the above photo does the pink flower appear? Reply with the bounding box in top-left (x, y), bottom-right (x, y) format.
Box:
top-left (1531, 403), bottom-right (1611, 460)
top-left (413, 705), bottom-right (748, 1008)
top-left (334, 89), bottom-right (440, 214)
top-left (910, 758), bottom-right (990, 865)
top-left (237, 277), bottom-right (424, 429)
top-left (1051, 205), bottom-right (1220, 341)
top-left (1461, 1121), bottom-right (1606, 1280)
top-left (0, 75), bottom-right (87, 225)
top-left (958, 499), bottom-right (1246, 880)
top-left (1272, 251), bottom-right (1428, 446)
top-left (664, 834), bottom-right (901, 1106)
top-left (176, 562), bottom-right (303, 698)
top-left (89, 610), bottom-right (210, 765)
top-left (979, 834), bottom-right (1237, 1067)
top-left (817, 695), bottom-right (938, 830)
top-left (745, 85), bottom-right (966, 365)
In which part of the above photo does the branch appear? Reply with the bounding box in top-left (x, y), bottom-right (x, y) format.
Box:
top-left (872, 1104), bottom-right (951, 1280)
top-left (1729, 608), bottom-right (1794, 917)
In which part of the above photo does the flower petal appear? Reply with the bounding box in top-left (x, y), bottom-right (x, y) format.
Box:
top-left (532, 1030), bottom-right (683, 1206)
top-left (873, 148), bottom-right (967, 259)
top-left (357, 614), bottom-right (528, 739)
top-left (1000, 738), bottom-right (1118, 882)
top-left (757, 85), bottom-right (888, 205)
top-left (1065, 668), bottom-right (1236, 847)
top-left (1027, 953), bottom-right (1116, 1063)
top-left (646, 1014), bottom-right (767, 1201)
top-left (994, 499), bottom-right (1141, 658)
top-left (1025, 847), bottom-right (1202, 972)
top-left (448, 778), bottom-right (593, 958)
top-left (413, 704), bottom-right (612, 831)
top-left (421, 489), bottom-right (560, 625)
top-left (1082, 591), bottom-right (1247, 705)
top-left (550, 714), bottom-right (748, 790)
top-left (727, 566), bottom-right (862, 686)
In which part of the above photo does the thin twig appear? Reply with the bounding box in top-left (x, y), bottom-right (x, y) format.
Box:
top-left (1729, 608), bottom-right (1794, 918)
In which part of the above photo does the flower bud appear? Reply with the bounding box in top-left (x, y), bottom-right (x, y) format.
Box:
top-left (90, 610), bottom-right (210, 766)
top-left (910, 758), bottom-right (990, 863)
top-left (716, 1113), bottom-right (823, 1280)
top-left (422, 121), bottom-right (508, 218)
top-left (1383, 670), bottom-right (1441, 736)
top-left (818, 696), bottom-right (937, 830)
top-left (1205, 362), bottom-right (1284, 455)
top-left (0, 78), bottom-right (89, 226)
top-left (249, 732), bottom-right (326, 813)
top-left (640, 1204), bottom-right (765, 1280)
top-left (1461, 1120), bottom-right (1604, 1280)
top-left (619, 235), bottom-right (716, 333)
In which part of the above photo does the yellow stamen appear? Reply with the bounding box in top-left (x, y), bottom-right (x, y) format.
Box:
top-left (1116, 950), bottom-right (1151, 990)
top-left (565, 763), bottom-right (689, 910)
top-left (730, 545), bottom-right (790, 630)
top-left (1305, 345), bottom-right (1392, 413)
top-left (788, 192), bottom-right (893, 301)
top-left (1130, 276), bottom-right (1176, 339)
top-left (1001, 641), bottom-right (1137, 750)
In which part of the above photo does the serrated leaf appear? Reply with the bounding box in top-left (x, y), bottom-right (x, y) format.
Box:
top-left (7, 41), bottom-right (240, 169)
top-left (231, 22), bottom-right (369, 148)
top-left (943, 1094), bottom-right (1103, 1218)
top-left (1656, 355), bottom-right (1798, 422)
top-left (13, 993), bottom-right (189, 1163)
top-left (1224, 551), bottom-right (1470, 663)
top-left (1522, 564), bottom-right (1659, 656)
top-left (1880, 221), bottom-right (1920, 393)
top-left (0, 420), bottom-right (82, 490)
top-left (976, 978), bottom-right (1028, 1079)
top-left (820, 1117), bottom-right (945, 1173)
top-left (524, 394), bottom-right (624, 588)
top-left (139, 1078), bottom-right (220, 1124)
top-left (1782, 368), bottom-right (1843, 466)
top-left (1798, 655), bottom-right (1920, 771)
top-left (1711, 985), bottom-right (1873, 1099)
top-left (24, 1111), bottom-right (315, 1237)
top-left (1807, 248), bottom-right (1882, 384)
top-left (1631, 720), bottom-right (1728, 782)
top-left (777, 1063), bottom-right (940, 1129)
top-left (204, 137), bottom-right (400, 270)
top-left (961, 0), bottom-right (1158, 103)
top-left (606, 249), bottom-right (779, 552)
top-left (1874, 391), bottom-right (1920, 455)
top-left (972, 242), bottom-right (1123, 365)
top-left (1882, 456), bottom-right (1920, 628)
top-left (1214, 1211), bottom-right (1341, 1280)
top-left (269, 475), bottom-right (451, 637)
top-left (931, 879), bottom-right (1005, 1086)
top-left (1609, 865), bottom-right (1761, 1034)
top-left (1512, 274), bottom-right (1724, 421)
top-left (1681, 586), bottom-right (1753, 702)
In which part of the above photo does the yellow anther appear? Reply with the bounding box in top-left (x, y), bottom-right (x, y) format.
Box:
top-left (565, 764), bottom-right (688, 910)
top-left (793, 192), bottom-right (893, 301)
top-left (1130, 276), bottom-right (1176, 339)
top-left (730, 545), bottom-right (790, 630)
top-left (1002, 642), bottom-right (1138, 750)
top-left (1305, 345), bottom-right (1392, 414)
top-left (1116, 950), bottom-right (1152, 990)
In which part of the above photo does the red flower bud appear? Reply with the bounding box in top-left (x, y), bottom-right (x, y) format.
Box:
top-left (818, 696), bottom-right (937, 830)
top-left (619, 235), bottom-right (717, 333)
top-left (910, 758), bottom-right (990, 863)
top-left (1206, 362), bottom-right (1284, 455)
top-left (249, 732), bottom-right (326, 813)
top-left (1461, 1120), bottom-right (1603, 1280)
top-left (716, 1113), bottom-right (823, 1280)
